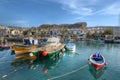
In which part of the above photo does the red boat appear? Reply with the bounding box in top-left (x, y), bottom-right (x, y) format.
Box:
top-left (0, 46), bottom-right (11, 50)
top-left (88, 53), bottom-right (106, 70)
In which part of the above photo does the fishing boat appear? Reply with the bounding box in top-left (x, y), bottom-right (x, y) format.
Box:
top-left (65, 43), bottom-right (76, 51)
top-left (12, 45), bottom-right (38, 55)
top-left (0, 46), bottom-right (11, 51)
top-left (30, 37), bottom-right (65, 59)
top-left (88, 53), bottom-right (106, 70)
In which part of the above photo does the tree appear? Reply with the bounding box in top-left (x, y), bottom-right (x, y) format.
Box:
top-left (101, 29), bottom-right (113, 37)
top-left (22, 30), bottom-right (28, 36)
top-left (92, 32), bottom-right (99, 39)
top-left (104, 29), bottom-right (113, 35)
top-left (86, 32), bottom-right (92, 39)
top-left (72, 34), bottom-right (77, 38)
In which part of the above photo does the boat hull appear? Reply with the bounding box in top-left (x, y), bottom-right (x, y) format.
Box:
top-left (32, 44), bottom-right (65, 59)
top-left (12, 45), bottom-right (38, 55)
top-left (89, 61), bottom-right (106, 70)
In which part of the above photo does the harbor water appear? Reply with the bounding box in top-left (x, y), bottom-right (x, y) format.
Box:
top-left (0, 41), bottom-right (120, 80)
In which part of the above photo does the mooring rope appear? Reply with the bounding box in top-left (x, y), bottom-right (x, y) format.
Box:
top-left (0, 58), bottom-right (34, 79)
top-left (48, 64), bottom-right (88, 80)
top-left (0, 66), bottom-right (24, 80)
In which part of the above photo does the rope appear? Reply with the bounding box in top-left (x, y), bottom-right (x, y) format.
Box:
top-left (0, 58), bottom-right (33, 79)
top-left (0, 66), bottom-right (24, 79)
top-left (48, 64), bottom-right (88, 80)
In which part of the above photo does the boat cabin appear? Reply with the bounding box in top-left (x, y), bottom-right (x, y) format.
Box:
top-left (23, 37), bottom-right (38, 45)
top-left (46, 37), bottom-right (60, 46)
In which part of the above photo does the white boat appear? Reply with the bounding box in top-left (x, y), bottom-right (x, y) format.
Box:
top-left (65, 43), bottom-right (76, 51)
top-left (114, 36), bottom-right (120, 43)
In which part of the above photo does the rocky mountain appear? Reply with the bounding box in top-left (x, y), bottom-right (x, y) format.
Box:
top-left (38, 22), bottom-right (87, 29)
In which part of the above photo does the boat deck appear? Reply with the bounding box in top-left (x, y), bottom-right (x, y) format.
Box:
top-left (38, 43), bottom-right (65, 54)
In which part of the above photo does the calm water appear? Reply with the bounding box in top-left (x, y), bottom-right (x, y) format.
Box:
top-left (0, 41), bottom-right (120, 80)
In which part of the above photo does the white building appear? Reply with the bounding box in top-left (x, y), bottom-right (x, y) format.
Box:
top-left (11, 30), bottom-right (20, 36)
top-left (87, 27), bottom-right (104, 34)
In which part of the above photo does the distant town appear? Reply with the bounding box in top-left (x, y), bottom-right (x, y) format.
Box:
top-left (0, 22), bottom-right (120, 43)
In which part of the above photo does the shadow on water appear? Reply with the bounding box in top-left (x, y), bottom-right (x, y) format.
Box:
top-left (11, 52), bottom-right (65, 73)
top-left (88, 64), bottom-right (107, 80)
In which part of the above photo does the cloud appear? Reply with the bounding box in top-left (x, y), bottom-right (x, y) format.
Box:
top-left (49, 0), bottom-right (120, 16)
top-left (49, 0), bottom-right (99, 16)
top-left (102, 3), bottom-right (120, 15)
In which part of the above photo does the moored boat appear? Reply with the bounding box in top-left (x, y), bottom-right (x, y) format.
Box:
top-left (88, 53), bottom-right (106, 70)
top-left (30, 37), bottom-right (65, 59)
top-left (114, 36), bottom-right (120, 43)
top-left (65, 43), bottom-right (76, 51)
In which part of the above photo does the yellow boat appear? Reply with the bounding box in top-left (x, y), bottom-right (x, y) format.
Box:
top-left (12, 45), bottom-right (38, 55)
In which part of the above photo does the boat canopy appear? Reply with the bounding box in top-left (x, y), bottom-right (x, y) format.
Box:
top-left (47, 37), bottom-right (59, 43)
top-left (46, 37), bottom-right (60, 46)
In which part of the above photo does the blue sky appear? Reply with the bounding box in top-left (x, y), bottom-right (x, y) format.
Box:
top-left (0, 0), bottom-right (120, 27)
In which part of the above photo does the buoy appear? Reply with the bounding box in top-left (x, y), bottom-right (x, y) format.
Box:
top-left (42, 51), bottom-right (47, 57)
top-left (42, 68), bottom-right (48, 74)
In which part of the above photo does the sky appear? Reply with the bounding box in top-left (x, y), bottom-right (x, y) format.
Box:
top-left (0, 0), bottom-right (120, 27)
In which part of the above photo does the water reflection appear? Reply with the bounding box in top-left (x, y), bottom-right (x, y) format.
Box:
top-left (11, 53), bottom-right (64, 73)
top-left (65, 50), bottom-right (80, 57)
top-left (65, 50), bottom-right (75, 56)
top-left (88, 64), bottom-right (106, 79)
